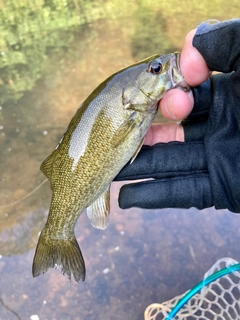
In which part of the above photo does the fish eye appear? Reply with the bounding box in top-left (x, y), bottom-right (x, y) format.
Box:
top-left (149, 60), bottom-right (162, 74)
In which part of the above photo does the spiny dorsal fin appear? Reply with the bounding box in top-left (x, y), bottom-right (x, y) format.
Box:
top-left (86, 185), bottom-right (110, 230)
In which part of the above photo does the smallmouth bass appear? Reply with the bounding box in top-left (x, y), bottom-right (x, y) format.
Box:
top-left (32, 53), bottom-right (187, 282)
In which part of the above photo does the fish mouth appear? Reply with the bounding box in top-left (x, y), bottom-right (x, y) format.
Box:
top-left (168, 53), bottom-right (190, 92)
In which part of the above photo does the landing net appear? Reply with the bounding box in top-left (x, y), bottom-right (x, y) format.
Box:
top-left (144, 257), bottom-right (240, 320)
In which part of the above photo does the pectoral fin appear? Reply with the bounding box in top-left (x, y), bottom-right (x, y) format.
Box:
top-left (111, 112), bottom-right (141, 148)
top-left (86, 185), bottom-right (110, 230)
top-left (130, 137), bottom-right (145, 164)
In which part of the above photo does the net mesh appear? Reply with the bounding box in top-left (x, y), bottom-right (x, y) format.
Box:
top-left (144, 258), bottom-right (240, 320)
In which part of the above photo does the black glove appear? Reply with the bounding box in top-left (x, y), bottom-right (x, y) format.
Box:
top-left (115, 19), bottom-right (240, 213)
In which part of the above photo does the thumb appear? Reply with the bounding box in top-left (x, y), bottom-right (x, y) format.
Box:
top-left (160, 88), bottom-right (194, 120)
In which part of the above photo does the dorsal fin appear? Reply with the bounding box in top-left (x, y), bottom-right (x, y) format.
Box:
top-left (40, 151), bottom-right (55, 181)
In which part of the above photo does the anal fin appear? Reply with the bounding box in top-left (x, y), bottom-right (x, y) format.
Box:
top-left (87, 185), bottom-right (110, 230)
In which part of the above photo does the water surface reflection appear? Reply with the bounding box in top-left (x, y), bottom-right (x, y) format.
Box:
top-left (1, 1), bottom-right (240, 319)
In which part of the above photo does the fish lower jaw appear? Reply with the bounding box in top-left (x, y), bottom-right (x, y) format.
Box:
top-left (168, 53), bottom-right (190, 91)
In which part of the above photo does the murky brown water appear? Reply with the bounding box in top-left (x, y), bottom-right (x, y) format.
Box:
top-left (1, 1), bottom-right (240, 319)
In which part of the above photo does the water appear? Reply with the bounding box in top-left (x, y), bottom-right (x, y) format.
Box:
top-left (1, 1), bottom-right (240, 319)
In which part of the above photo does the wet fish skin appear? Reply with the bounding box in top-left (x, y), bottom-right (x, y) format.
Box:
top-left (32, 53), bottom-right (186, 282)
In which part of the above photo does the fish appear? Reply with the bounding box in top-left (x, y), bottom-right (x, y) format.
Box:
top-left (32, 53), bottom-right (188, 282)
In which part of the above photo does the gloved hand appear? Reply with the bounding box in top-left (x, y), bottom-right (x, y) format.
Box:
top-left (115, 19), bottom-right (240, 213)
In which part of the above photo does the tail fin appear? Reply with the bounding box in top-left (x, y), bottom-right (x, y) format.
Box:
top-left (32, 230), bottom-right (85, 282)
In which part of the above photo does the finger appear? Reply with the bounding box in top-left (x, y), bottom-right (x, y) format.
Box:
top-left (144, 123), bottom-right (184, 145)
top-left (118, 174), bottom-right (213, 210)
top-left (115, 141), bottom-right (207, 181)
top-left (159, 29), bottom-right (211, 121)
top-left (181, 29), bottom-right (211, 86)
top-left (159, 88), bottom-right (194, 120)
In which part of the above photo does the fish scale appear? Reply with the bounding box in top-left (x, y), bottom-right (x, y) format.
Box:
top-left (32, 52), bottom-right (187, 282)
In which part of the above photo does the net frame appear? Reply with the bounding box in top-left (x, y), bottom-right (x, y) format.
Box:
top-left (144, 258), bottom-right (240, 320)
